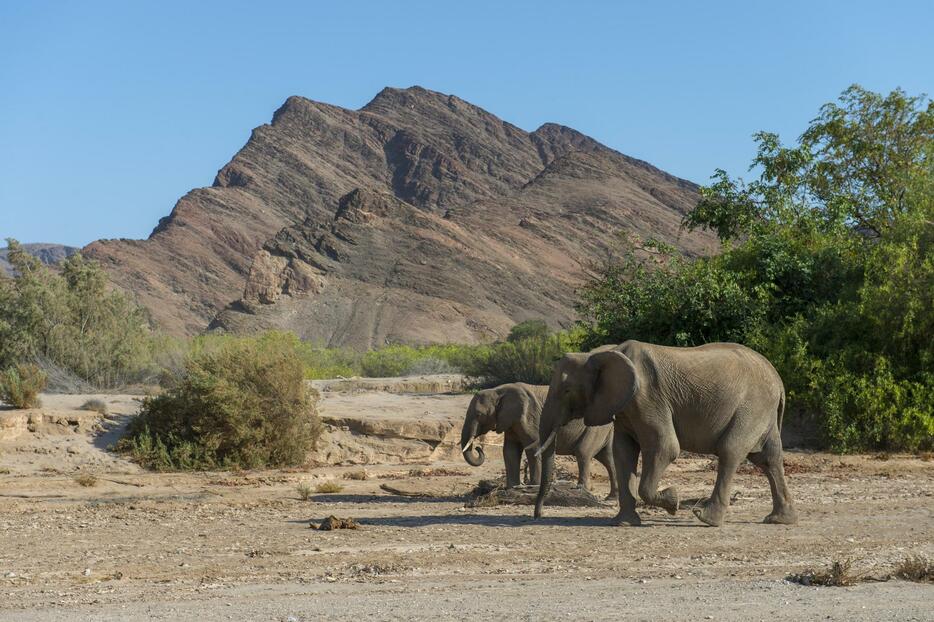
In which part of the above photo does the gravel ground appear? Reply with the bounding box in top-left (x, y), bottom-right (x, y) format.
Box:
top-left (1, 393), bottom-right (931, 621)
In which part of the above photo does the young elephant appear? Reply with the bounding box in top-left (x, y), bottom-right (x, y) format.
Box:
top-left (460, 382), bottom-right (617, 495)
top-left (535, 341), bottom-right (797, 527)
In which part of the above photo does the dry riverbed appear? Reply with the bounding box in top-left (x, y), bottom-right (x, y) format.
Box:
top-left (1, 389), bottom-right (932, 621)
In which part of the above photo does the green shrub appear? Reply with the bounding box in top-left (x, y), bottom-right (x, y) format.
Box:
top-left (117, 338), bottom-right (323, 470)
top-left (461, 331), bottom-right (584, 387)
top-left (0, 362), bottom-right (47, 408)
top-left (507, 320), bottom-right (550, 343)
top-left (183, 332), bottom-right (361, 380)
top-left (359, 343), bottom-right (486, 377)
top-left (360, 344), bottom-right (422, 377)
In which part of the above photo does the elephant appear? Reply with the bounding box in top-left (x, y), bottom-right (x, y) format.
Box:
top-left (534, 340), bottom-right (797, 527)
top-left (460, 382), bottom-right (618, 495)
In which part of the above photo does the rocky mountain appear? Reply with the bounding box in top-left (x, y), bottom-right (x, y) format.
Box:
top-left (0, 243), bottom-right (78, 276)
top-left (85, 86), bottom-right (718, 347)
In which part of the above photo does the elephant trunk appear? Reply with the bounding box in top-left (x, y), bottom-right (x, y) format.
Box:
top-left (460, 416), bottom-right (485, 467)
top-left (534, 397), bottom-right (561, 518)
top-left (463, 444), bottom-right (485, 467)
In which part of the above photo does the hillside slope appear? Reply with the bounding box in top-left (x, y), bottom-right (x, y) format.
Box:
top-left (84, 86), bottom-right (717, 344)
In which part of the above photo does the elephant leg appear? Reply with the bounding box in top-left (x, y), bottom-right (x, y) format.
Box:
top-left (748, 427), bottom-right (798, 525)
top-left (595, 443), bottom-right (618, 502)
top-left (575, 452), bottom-right (592, 492)
top-left (693, 448), bottom-right (741, 527)
top-left (525, 448), bottom-right (542, 486)
top-left (637, 432), bottom-right (680, 515)
top-left (611, 430), bottom-right (641, 526)
top-left (503, 437), bottom-right (523, 488)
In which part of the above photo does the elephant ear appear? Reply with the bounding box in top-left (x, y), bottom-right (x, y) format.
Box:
top-left (494, 385), bottom-right (530, 433)
top-left (583, 350), bottom-right (639, 426)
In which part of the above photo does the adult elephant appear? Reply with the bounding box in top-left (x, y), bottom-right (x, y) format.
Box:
top-left (534, 341), bottom-right (797, 527)
top-left (460, 382), bottom-right (617, 495)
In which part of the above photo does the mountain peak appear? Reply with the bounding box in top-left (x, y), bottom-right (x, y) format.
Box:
top-left (84, 86), bottom-right (716, 342)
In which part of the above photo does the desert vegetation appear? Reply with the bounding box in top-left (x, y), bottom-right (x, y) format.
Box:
top-left (0, 242), bottom-right (160, 390)
top-left (115, 337), bottom-right (323, 470)
top-left (0, 362), bottom-right (47, 408)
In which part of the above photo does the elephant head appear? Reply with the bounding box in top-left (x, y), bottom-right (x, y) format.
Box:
top-left (460, 385), bottom-right (528, 467)
top-left (533, 347), bottom-right (639, 518)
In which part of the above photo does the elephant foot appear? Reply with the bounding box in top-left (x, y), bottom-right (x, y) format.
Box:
top-left (604, 492), bottom-right (619, 502)
top-left (764, 506), bottom-right (798, 525)
top-left (658, 486), bottom-right (679, 515)
top-left (610, 510), bottom-right (641, 527)
top-left (691, 499), bottom-right (725, 527)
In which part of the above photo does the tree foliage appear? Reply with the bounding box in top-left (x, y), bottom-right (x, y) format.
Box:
top-left (579, 85), bottom-right (933, 452)
top-left (0, 240), bottom-right (157, 389)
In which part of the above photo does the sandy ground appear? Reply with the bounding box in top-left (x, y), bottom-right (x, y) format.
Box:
top-left (1, 391), bottom-right (932, 621)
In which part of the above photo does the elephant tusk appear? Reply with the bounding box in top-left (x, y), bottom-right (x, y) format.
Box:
top-left (534, 428), bottom-right (558, 457)
top-left (461, 442), bottom-right (473, 453)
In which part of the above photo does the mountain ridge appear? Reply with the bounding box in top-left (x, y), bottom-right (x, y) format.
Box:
top-left (84, 86), bottom-right (717, 345)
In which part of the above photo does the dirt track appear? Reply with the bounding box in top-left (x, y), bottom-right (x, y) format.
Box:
top-left (1, 392), bottom-right (932, 621)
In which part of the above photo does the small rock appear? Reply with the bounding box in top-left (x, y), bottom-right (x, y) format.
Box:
top-left (67, 446), bottom-right (79, 455)
top-left (83, 568), bottom-right (91, 576)
top-left (4, 572), bottom-right (16, 578)
top-left (313, 516), bottom-right (359, 531)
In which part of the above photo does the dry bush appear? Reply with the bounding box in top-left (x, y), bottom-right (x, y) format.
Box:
top-left (343, 469), bottom-right (369, 481)
top-left (314, 480), bottom-right (344, 494)
top-left (296, 480), bottom-right (314, 500)
top-left (0, 363), bottom-right (46, 408)
top-left (786, 559), bottom-right (860, 586)
top-left (918, 451), bottom-right (933, 462)
top-left (73, 473), bottom-right (98, 487)
top-left (893, 556), bottom-right (934, 582)
top-left (79, 398), bottom-right (108, 415)
top-left (117, 339), bottom-right (322, 471)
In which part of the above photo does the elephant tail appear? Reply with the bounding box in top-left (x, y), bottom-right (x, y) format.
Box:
top-left (777, 389), bottom-right (785, 432)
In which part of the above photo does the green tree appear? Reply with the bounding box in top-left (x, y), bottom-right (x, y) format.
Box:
top-left (0, 239), bottom-right (157, 389)
top-left (579, 85), bottom-right (934, 452)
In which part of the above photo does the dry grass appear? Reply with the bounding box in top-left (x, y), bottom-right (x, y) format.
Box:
top-left (314, 480), bottom-right (344, 494)
top-left (786, 559), bottom-right (860, 587)
top-left (407, 466), bottom-right (469, 478)
top-left (893, 556), bottom-right (934, 582)
top-left (79, 399), bottom-right (109, 415)
top-left (918, 451), bottom-right (933, 462)
top-left (343, 469), bottom-right (369, 481)
top-left (73, 473), bottom-right (99, 488)
top-left (295, 480), bottom-right (314, 500)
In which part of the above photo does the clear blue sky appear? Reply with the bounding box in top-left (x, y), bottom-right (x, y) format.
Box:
top-left (1, 1), bottom-right (931, 247)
